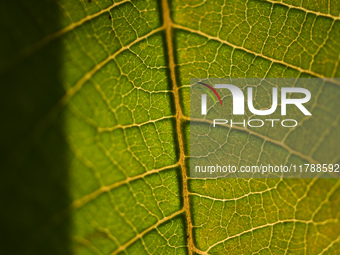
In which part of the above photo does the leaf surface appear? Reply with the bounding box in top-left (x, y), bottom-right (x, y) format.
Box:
top-left (1, 0), bottom-right (339, 254)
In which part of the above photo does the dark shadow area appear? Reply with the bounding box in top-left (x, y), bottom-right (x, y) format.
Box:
top-left (0, 1), bottom-right (71, 254)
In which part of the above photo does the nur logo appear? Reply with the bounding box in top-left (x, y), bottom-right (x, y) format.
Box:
top-left (199, 83), bottom-right (312, 116)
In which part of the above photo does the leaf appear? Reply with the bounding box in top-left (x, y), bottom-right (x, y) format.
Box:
top-left (0, 0), bottom-right (339, 254)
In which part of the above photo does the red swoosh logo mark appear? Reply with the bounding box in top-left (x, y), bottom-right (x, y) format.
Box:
top-left (198, 82), bottom-right (223, 106)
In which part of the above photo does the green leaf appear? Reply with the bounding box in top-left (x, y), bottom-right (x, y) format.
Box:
top-left (1, 0), bottom-right (339, 254)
